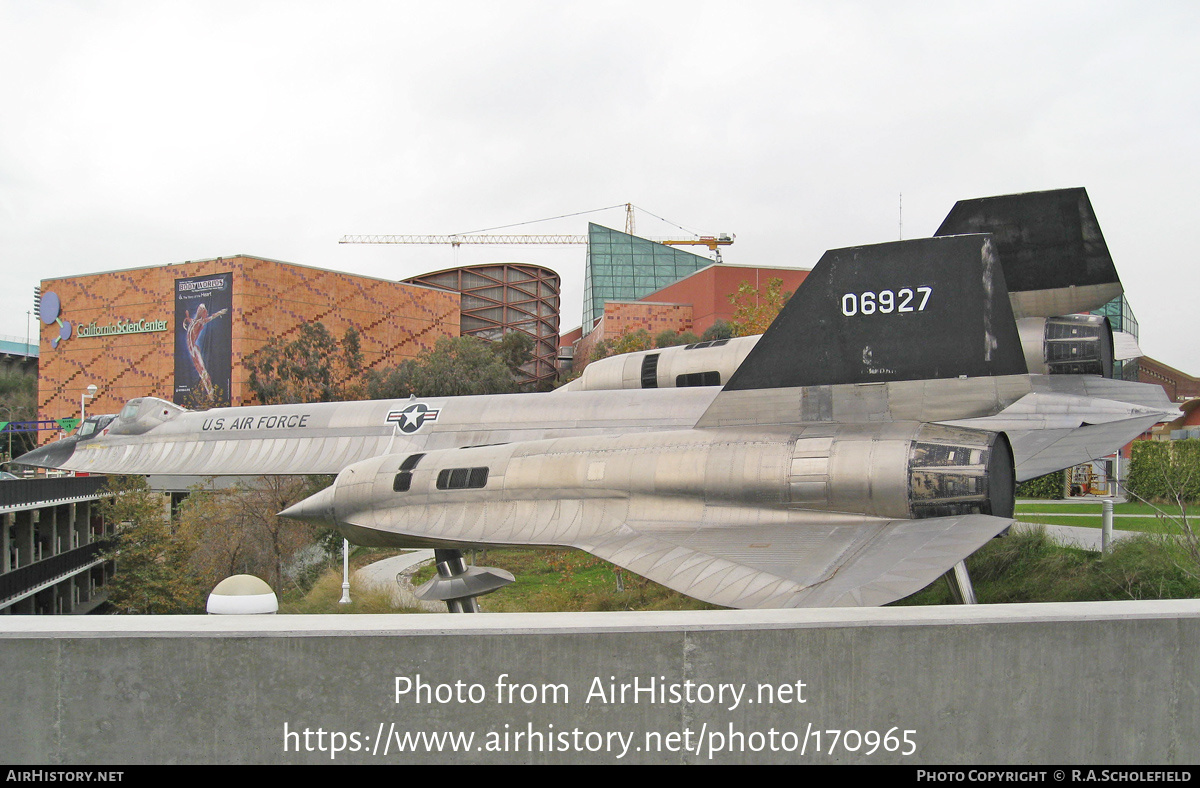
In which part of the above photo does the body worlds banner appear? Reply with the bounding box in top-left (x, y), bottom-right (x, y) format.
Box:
top-left (174, 273), bottom-right (233, 407)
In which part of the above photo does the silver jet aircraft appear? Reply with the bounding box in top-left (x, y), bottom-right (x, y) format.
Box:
top-left (18, 189), bottom-right (1176, 609)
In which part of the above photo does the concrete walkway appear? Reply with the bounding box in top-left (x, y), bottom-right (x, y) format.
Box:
top-left (1015, 496), bottom-right (1170, 519)
top-left (1014, 496), bottom-right (1190, 550)
top-left (351, 550), bottom-right (443, 611)
top-left (1017, 496), bottom-right (1128, 504)
top-left (1023, 523), bottom-right (1141, 552)
top-left (1018, 512), bottom-right (1163, 519)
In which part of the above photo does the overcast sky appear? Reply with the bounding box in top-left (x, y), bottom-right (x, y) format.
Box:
top-left (2, 1), bottom-right (1197, 371)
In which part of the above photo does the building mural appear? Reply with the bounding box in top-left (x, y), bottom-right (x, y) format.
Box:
top-left (174, 272), bottom-right (233, 407)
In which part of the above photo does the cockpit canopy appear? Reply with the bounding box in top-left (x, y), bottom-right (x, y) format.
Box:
top-left (76, 414), bottom-right (116, 440)
top-left (107, 397), bottom-right (187, 436)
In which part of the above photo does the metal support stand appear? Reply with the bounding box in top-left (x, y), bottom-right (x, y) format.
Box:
top-left (436, 550), bottom-right (479, 613)
top-left (945, 560), bottom-right (978, 605)
top-left (414, 548), bottom-right (515, 613)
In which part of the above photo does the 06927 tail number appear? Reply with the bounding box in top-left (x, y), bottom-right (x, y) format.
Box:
top-left (841, 287), bottom-right (931, 316)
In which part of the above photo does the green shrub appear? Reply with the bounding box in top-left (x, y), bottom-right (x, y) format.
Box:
top-left (1126, 439), bottom-right (1200, 503)
top-left (1016, 470), bottom-right (1064, 499)
top-left (894, 526), bottom-right (1200, 605)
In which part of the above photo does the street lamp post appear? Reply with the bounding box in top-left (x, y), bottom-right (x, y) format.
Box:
top-left (340, 539), bottom-right (352, 604)
top-left (80, 384), bottom-right (98, 426)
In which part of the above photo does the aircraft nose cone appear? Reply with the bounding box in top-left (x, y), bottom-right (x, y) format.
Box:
top-left (278, 485), bottom-right (337, 528)
top-left (14, 438), bottom-right (77, 470)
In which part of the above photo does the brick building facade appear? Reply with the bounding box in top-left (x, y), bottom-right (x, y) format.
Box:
top-left (38, 255), bottom-right (459, 429)
top-left (640, 264), bottom-right (809, 332)
top-left (569, 263), bottom-right (810, 372)
top-left (573, 302), bottom-right (695, 366)
top-left (1137, 356), bottom-right (1200, 402)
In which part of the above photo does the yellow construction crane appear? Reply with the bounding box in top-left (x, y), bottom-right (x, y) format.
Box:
top-left (658, 235), bottom-right (736, 254)
top-left (339, 204), bottom-right (735, 261)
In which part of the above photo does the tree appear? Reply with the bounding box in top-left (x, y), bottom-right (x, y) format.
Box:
top-left (95, 475), bottom-right (330, 613)
top-left (340, 327), bottom-right (366, 400)
top-left (589, 328), bottom-right (654, 363)
top-left (613, 329), bottom-right (653, 355)
top-left (654, 330), bottom-right (682, 349)
top-left (1124, 439), bottom-right (1200, 574)
top-left (1015, 470), bottom-right (1066, 500)
top-left (174, 484), bottom-right (263, 590)
top-left (727, 278), bottom-right (792, 337)
top-left (246, 323), bottom-right (365, 405)
top-left (654, 330), bottom-right (701, 349)
top-left (367, 335), bottom-right (526, 399)
top-left (98, 476), bottom-right (201, 613)
top-left (176, 476), bottom-right (326, 592)
top-left (494, 331), bottom-right (535, 379)
top-left (702, 321), bottom-right (734, 341)
top-left (0, 365), bottom-right (37, 462)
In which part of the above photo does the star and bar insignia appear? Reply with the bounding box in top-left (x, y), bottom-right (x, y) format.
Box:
top-left (385, 403), bottom-right (441, 434)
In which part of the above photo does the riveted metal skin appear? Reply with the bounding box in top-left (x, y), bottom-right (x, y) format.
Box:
top-left (935, 187), bottom-right (1122, 318)
top-left (285, 424), bottom-right (1019, 608)
top-left (561, 336), bottom-right (759, 392)
top-left (20, 188), bottom-right (1181, 609)
top-left (18, 388), bottom-right (719, 476)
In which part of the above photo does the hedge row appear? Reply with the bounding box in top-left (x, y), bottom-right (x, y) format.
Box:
top-left (1124, 439), bottom-right (1200, 503)
top-left (1015, 470), bottom-right (1065, 500)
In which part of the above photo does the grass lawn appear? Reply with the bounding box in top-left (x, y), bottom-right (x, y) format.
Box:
top-left (281, 529), bottom-right (1200, 614)
top-left (1015, 500), bottom-right (1198, 516)
top-left (1014, 514), bottom-right (1179, 533)
top-left (1014, 500), bottom-right (1198, 533)
top-left (893, 527), bottom-right (1200, 606)
top-left (411, 548), bottom-right (720, 613)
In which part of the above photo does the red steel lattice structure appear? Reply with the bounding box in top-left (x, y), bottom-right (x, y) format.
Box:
top-left (404, 264), bottom-right (561, 385)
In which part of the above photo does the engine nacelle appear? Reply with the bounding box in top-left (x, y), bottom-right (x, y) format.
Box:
top-left (562, 336), bottom-right (759, 391)
top-left (788, 423), bottom-right (1014, 520)
top-left (342, 423), bottom-right (1014, 533)
top-left (1017, 314), bottom-right (1114, 377)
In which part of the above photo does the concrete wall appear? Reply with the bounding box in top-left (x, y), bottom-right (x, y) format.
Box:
top-left (2, 600), bottom-right (1197, 765)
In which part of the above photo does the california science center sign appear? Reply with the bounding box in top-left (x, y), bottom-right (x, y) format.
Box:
top-left (77, 318), bottom-right (169, 338)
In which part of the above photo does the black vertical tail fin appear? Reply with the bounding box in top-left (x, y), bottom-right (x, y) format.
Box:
top-left (721, 234), bottom-right (1026, 393)
top-left (935, 187), bottom-right (1121, 317)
